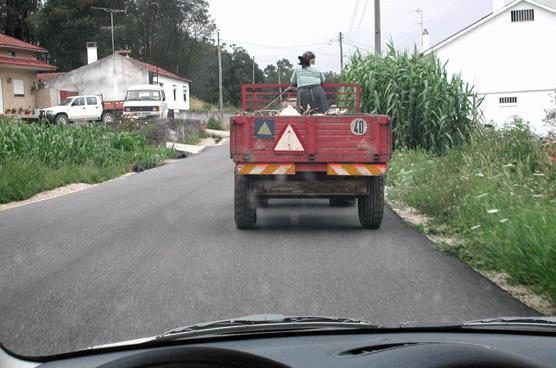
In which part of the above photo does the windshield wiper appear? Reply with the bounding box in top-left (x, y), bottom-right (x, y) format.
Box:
top-left (157, 314), bottom-right (376, 341)
top-left (400, 317), bottom-right (556, 331)
top-left (464, 317), bottom-right (556, 327)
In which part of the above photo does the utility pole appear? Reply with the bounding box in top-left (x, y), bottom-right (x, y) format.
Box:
top-left (374, 0), bottom-right (381, 55)
top-left (277, 61), bottom-right (282, 102)
top-left (91, 7), bottom-right (125, 54)
top-left (416, 8), bottom-right (424, 36)
top-left (338, 32), bottom-right (344, 71)
top-left (252, 56), bottom-right (255, 84)
top-left (416, 8), bottom-right (425, 49)
top-left (217, 31), bottom-right (223, 118)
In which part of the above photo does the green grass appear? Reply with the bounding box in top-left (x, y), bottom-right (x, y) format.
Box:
top-left (0, 118), bottom-right (174, 203)
top-left (387, 120), bottom-right (556, 302)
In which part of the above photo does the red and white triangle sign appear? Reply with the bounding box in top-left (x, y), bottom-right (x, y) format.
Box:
top-left (274, 124), bottom-right (305, 152)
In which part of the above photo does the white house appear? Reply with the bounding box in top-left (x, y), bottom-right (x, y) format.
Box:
top-left (41, 44), bottom-right (191, 117)
top-left (423, 0), bottom-right (556, 135)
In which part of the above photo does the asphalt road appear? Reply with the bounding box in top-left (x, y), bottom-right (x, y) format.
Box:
top-left (0, 143), bottom-right (536, 356)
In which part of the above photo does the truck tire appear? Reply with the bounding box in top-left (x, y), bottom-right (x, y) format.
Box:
top-left (358, 176), bottom-right (384, 229)
top-left (55, 113), bottom-right (69, 125)
top-left (235, 173), bottom-right (257, 229)
top-left (102, 111), bottom-right (115, 124)
top-left (329, 198), bottom-right (356, 207)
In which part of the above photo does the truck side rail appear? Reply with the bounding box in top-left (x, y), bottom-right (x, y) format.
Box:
top-left (241, 83), bottom-right (361, 113)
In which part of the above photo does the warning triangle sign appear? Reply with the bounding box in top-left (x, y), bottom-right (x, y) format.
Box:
top-left (274, 124), bottom-right (304, 152)
top-left (257, 122), bottom-right (272, 136)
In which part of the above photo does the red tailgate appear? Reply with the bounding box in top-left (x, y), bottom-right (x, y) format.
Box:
top-left (230, 114), bottom-right (391, 165)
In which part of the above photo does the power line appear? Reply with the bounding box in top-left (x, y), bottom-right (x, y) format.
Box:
top-left (220, 39), bottom-right (328, 50)
top-left (346, 0), bottom-right (363, 38)
top-left (351, 0), bottom-right (370, 39)
top-left (345, 38), bottom-right (369, 48)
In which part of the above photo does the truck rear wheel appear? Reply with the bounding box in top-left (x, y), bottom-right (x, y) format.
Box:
top-left (358, 176), bottom-right (384, 229)
top-left (234, 173), bottom-right (257, 229)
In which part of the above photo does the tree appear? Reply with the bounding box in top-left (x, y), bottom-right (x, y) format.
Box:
top-left (24, 0), bottom-right (263, 106)
top-left (545, 94), bottom-right (556, 128)
top-left (324, 71), bottom-right (341, 83)
top-left (29, 0), bottom-right (121, 70)
top-left (0, 0), bottom-right (40, 41)
top-left (264, 58), bottom-right (293, 83)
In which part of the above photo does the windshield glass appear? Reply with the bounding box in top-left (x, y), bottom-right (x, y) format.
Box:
top-left (58, 98), bottom-right (74, 106)
top-left (1, 0), bottom-right (554, 359)
top-left (125, 90), bottom-right (161, 101)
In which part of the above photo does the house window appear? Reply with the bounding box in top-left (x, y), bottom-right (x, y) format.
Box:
top-left (173, 85), bottom-right (177, 101)
top-left (13, 79), bottom-right (25, 97)
top-left (183, 86), bottom-right (188, 102)
top-left (511, 9), bottom-right (534, 22)
top-left (11, 51), bottom-right (16, 57)
top-left (499, 96), bottom-right (518, 104)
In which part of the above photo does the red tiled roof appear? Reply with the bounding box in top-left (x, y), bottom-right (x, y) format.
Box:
top-left (37, 72), bottom-right (66, 82)
top-left (0, 55), bottom-right (57, 71)
top-left (0, 33), bottom-right (46, 52)
top-left (129, 58), bottom-right (190, 82)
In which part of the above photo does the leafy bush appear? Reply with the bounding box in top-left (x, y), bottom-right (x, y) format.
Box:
top-left (0, 118), bottom-right (174, 203)
top-left (387, 120), bottom-right (556, 301)
top-left (207, 117), bottom-right (224, 130)
top-left (342, 43), bottom-right (482, 153)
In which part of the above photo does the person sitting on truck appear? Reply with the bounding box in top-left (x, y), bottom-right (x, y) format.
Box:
top-left (290, 51), bottom-right (328, 114)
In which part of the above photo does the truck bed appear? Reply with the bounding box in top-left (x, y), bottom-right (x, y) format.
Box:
top-left (230, 114), bottom-right (391, 168)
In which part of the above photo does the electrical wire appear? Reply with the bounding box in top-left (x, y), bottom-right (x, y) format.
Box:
top-left (346, 0), bottom-right (362, 38)
top-left (350, 0), bottom-right (369, 39)
top-left (221, 39), bottom-right (328, 50)
top-left (345, 38), bottom-right (369, 49)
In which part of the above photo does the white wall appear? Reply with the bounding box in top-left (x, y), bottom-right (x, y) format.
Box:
top-left (157, 75), bottom-right (190, 114)
top-left (46, 54), bottom-right (148, 103)
top-left (482, 90), bottom-right (554, 135)
top-left (429, 1), bottom-right (556, 134)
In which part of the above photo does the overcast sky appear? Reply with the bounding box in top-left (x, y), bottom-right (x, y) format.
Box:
top-left (209, 0), bottom-right (510, 72)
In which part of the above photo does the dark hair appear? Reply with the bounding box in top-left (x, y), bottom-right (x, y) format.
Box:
top-left (298, 51), bottom-right (315, 68)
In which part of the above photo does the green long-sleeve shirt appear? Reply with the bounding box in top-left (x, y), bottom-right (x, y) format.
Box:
top-left (290, 65), bottom-right (325, 87)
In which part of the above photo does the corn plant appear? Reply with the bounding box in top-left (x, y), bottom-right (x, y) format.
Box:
top-left (342, 43), bottom-right (482, 154)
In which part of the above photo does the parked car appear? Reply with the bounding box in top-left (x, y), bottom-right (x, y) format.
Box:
top-left (41, 95), bottom-right (116, 124)
top-left (123, 84), bottom-right (168, 119)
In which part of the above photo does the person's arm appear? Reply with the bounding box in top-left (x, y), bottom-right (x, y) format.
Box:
top-left (319, 67), bottom-right (326, 84)
top-left (290, 68), bottom-right (297, 86)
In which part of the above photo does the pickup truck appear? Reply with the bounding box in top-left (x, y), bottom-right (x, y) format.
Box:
top-left (42, 95), bottom-right (115, 124)
top-left (230, 83), bottom-right (392, 230)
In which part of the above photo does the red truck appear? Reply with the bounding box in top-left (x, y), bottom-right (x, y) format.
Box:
top-left (230, 84), bottom-right (392, 230)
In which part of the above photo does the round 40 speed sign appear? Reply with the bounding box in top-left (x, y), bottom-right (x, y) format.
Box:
top-left (350, 118), bottom-right (368, 135)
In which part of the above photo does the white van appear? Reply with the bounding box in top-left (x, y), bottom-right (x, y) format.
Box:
top-left (123, 84), bottom-right (168, 119)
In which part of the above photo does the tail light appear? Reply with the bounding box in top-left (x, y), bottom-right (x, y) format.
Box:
top-left (152, 106), bottom-right (160, 112)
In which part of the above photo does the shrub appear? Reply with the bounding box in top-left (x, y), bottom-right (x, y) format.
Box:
top-left (207, 117), bottom-right (224, 130)
top-left (0, 118), bottom-right (174, 203)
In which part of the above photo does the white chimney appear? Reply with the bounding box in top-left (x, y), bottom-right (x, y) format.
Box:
top-left (493, 0), bottom-right (505, 13)
top-left (86, 42), bottom-right (98, 64)
top-left (422, 29), bottom-right (430, 51)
